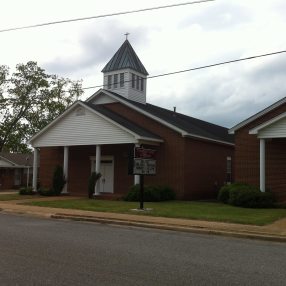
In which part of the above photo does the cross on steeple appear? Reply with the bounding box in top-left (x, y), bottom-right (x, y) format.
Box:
top-left (124, 32), bottom-right (130, 40)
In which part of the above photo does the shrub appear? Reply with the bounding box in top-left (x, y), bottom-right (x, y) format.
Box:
top-left (124, 185), bottom-right (176, 202)
top-left (218, 183), bottom-right (247, 204)
top-left (217, 185), bottom-right (231, 203)
top-left (38, 187), bottom-right (55, 196)
top-left (52, 165), bottom-right (66, 195)
top-left (19, 187), bottom-right (36, 195)
top-left (88, 172), bottom-right (102, 198)
top-left (219, 183), bottom-right (275, 208)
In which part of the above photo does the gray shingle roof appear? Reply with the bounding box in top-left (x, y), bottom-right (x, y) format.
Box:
top-left (83, 102), bottom-right (161, 140)
top-left (0, 152), bottom-right (33, 167)
top-left (101, 40), bottom-right (149, 75)
top-left (104, 91), bottom-right (234, 144)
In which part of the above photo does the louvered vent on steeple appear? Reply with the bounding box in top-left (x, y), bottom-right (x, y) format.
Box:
top-left (102, 40), bottom-right (148, 104)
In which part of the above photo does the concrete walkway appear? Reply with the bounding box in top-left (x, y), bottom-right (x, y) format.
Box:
top-left (0, 196), bottom-right (286, 242)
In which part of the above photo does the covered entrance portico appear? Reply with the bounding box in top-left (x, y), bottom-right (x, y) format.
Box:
top-left (29, 101), bottom-right (162, 196)
top-left (250, 112), bottom-right (286, 199)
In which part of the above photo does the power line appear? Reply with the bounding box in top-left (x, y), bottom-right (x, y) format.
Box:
top-left (80, 49), bottom-right (286, 91)
top-left (2, 49), bottom-right (285, 91)
top-left (0, 0), bottom-right (215, 33)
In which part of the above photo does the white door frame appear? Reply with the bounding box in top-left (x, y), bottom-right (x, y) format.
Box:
top-left (90, 156), bottom-right (114, 193)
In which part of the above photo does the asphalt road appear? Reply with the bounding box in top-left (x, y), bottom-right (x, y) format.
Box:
top-left (0, 213), bottom-right (286, 286)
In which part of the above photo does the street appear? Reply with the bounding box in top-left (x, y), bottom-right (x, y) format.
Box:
top-left (0, 213), bottom-right (285, 286)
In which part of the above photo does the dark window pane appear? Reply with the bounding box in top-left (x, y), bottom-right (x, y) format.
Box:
top-left (140, 77), bottom-right (144, 91)
top-left (114, 74), bottom-right (118, 88)
top-left (107, 75), bottom-right (112, 89)
top-left (120, 73), bottom-right (124, 87)
top-left (132, 74), bottom-right (135, 88)
top-left (136, 75), bottom-right (139, 89)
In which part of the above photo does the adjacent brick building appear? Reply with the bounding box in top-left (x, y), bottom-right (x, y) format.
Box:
top-left (0, 153), bottom-right (33, 190)
top-left (29, 40), bottom-right (234, 199)
top-left (229, 97), bottom-right (286, 201)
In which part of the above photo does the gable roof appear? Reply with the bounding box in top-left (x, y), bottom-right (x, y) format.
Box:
top-left (101, 40), bottom-right (149, 75)
top-left (29, 101), bottom-right (163, 146)
top-left (83, 102), bottom-right (162, 141)
top-left (229, 96), bottom-right (286, 134)
top-left (0, 152), bottom-right (33, 167)
top-left (88, 89), bottom-right (234, 145)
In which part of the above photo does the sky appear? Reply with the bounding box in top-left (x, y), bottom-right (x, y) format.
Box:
top-left (0, 0), bottom-right (286, 128)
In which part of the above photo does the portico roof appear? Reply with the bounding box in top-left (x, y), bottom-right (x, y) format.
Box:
top-left (29, 101), bottom-right (163, 147)
top-left (249, 111), bottom-right (286, 138)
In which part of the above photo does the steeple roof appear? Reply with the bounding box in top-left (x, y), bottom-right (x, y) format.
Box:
top-left (102, 40), bottom-right (148, 75)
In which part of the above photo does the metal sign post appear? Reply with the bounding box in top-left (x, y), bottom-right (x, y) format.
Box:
top-left (131, 147), bottom-right (157, 210)
top-left (139, 175), bottom-right (144, 210)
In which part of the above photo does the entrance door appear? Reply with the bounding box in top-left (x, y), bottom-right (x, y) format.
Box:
top-left (91, 156), bottom-right (114, 193)
top-left (99, 160), bottom-right (114, 193)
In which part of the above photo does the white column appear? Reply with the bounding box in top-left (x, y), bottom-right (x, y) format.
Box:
top-left (260, 139), bottom-right (266, 192)
top-left (62, 146), bottom-right (69, 194)
top-left (134, 143), bottom-right (140, 185)
top-left (32, 148), bottom-right (38, 191)
top-left (94, 145), bottom-right (101, 195)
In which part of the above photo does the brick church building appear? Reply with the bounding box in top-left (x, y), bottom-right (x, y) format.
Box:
top-left (29, 40), bottom-right (234, 199)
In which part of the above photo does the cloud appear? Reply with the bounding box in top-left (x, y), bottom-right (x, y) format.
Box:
top-left (44, 20), bottom-right (149, 75)
top-left (150, 54), bottom-right (286, 128)
top-left (180, 1), bottom-right (252, 31)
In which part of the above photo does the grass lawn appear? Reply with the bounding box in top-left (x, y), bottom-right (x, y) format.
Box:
top-left (0, 193), bottom-right (37, 201)
top-left (27, 199), bottom-right (286, 225)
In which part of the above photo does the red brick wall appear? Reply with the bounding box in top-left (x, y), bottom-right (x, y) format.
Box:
top-left (39, 147), bottom-right (63, 189)
top-left (104, 102), bottom-right (233, 200)
top-left (0, 169), bottom-right (14, 189)
top-left (184, 139), bottom-right (234, 200)
top-left (105, 103), bottom-right (186, 198)
top-left (235, 103), bottom-right (286, 201)
top-left (38, 102), bottom-right (234, 200)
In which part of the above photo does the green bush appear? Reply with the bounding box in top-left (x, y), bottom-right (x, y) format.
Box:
top-left (88, 172), bottom-right (102, 198)
top-left (38, 187), bottom-right (55, 196)
top-left (218, 183), bottom-right (246, 203)
top-left (218, 183), bottom-right (274, 208)
top-left (217, 185), bottom-right (231, 203)
top-left (124, 185), bottom-right (176, 202)
top-left (52, 165), bottom-right (66, 195)
top-left (19, 187), bottom-right (36, 195)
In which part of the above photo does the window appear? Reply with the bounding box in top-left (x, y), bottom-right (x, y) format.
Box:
top-left (226, 156), bottom-right (232, 184)
top-left (107, 75), bottom-right (112, 89)
top-left (120, 73), bottom-right (124, 87)
top-left (132, 74), bottom-right (135, 88)
top-left (136, 75), bottom-right (139, 89)
top-left (140, 77), bottom-right (144, 91)
top-left (114, 74), bottom-right (118, 88)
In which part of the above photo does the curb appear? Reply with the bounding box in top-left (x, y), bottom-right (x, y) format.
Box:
top-left (51, 214), bottom-right (286, 243)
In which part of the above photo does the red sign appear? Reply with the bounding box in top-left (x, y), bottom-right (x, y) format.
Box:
top-left (134, 147), bottom-right (156, 159)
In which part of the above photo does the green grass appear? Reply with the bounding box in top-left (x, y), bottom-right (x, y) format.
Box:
top-left (0, 193), bottom-right (36, 201)
top-left (26, 199), bottom-right (286, 225)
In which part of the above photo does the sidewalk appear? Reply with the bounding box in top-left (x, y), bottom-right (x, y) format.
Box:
top-left (0, 197), bottom-right (286, 242)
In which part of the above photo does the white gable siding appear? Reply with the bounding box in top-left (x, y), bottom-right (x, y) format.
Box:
top-left (258, 117), bottom-right (286, 138)
top-left (32, 107), bottom-right (137, 147)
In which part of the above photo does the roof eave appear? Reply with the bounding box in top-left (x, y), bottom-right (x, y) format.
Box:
top-left (229, 96), bottom-right (286, 134)
top-left (183, 133), bottom-right (234, 146)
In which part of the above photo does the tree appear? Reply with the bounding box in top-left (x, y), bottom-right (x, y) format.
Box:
top-left (0, 61), bottom-right (83, 152)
